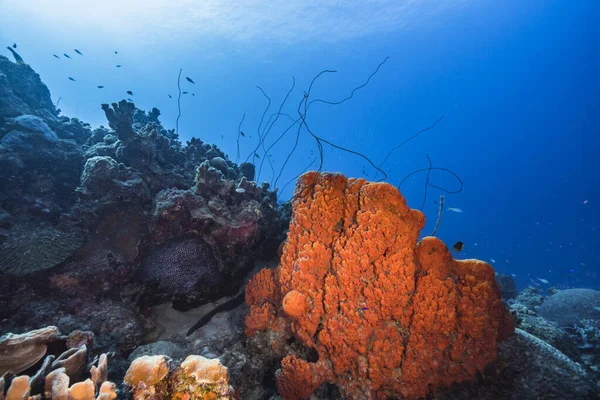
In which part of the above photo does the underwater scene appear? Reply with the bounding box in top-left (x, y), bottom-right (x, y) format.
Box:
top-left (0, 0), bottom-right (599, 399)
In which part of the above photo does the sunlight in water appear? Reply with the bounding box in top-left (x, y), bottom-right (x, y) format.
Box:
top-left (0, 0), bottom-right (468, 44)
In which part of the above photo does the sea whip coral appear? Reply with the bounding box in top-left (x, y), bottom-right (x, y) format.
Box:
top-left (245, 172), bottom-right (514, 399)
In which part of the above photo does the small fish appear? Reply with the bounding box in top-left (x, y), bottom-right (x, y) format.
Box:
top-left (537, 278), bottom-right (549, 284)
top-left (235, 188), bottom-right (246, 193)
top-left (221, 134), bottom-right (224, 139)
top-left (569, 269), bottom-right (575, 273)
top-left (254, 153), bottom-right (261, 158)
top-left (168, 94), bottom-right (172, 99)
top-left (453, 241), bottom-right (464, 252)
top-left (74, 49), bottom-right (83, 55)
top-left (53, 54), bottom-right (60, 59)
top-left (126, 90), bottom-right (133, 95)
top-left (12, 43), bottom-right (17, 48)
top-left (361, 307), bottom-right (369, 311)
top-left (186, 77), bottom-right (195, 84)
top-left (583, 200), bottom-right (588, 204)
top-left (97, 85), bottom-right (104, 88)
top-left (192, 93), bottom-right (195, 96)
top-left (447, 207), bottom-right (463, 213)
top-left (63, 53), bottom-right (71, 59)
top-left (114, 50), bottom-right (118, 54)
top-left (510, 273), bottom-right (517, 277)
top-left (240, 131), bottom-right (246, 137)
top-left (68, 77), bottom-right (76, 81)
top-left (127, 98), bottom-right (133, 102)
top-left (182, 91), bottom-right (188, 94)
top-left (490, 259), bottom-right (496, 263)
top-left (116, 64), bottom-right (122, 68)
top-left (594, 306), bottom-right (600, 312)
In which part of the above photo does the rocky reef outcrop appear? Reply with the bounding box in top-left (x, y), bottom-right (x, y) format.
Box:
top-left (0, 53), bottom-right (285, 391)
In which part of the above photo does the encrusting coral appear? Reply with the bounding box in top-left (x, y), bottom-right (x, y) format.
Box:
top-left (245, 172), bottom-right (514, 399)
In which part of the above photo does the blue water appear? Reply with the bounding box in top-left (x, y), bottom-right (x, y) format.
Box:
top-left (0, 0), bottom-right (598, 290)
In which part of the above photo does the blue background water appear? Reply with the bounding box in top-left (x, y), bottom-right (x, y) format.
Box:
top-left (0, 0), bottom-right (598, 290)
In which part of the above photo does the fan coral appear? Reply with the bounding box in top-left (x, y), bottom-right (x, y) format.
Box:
top-left (140, 233), bottom-right (222, 295)
top-left (245, 172), bottom-right (514, 400)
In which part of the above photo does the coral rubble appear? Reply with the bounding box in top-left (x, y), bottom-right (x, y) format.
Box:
top-left (245, 172), bottom-right (514, 399)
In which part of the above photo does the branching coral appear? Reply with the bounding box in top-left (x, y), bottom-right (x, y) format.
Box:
top-left (100, 101), bottom-right (137, 141)
top-left (245, 172), bottom-right (514, 399)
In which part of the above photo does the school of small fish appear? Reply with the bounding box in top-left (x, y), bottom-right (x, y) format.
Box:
top-left (40, 45), bottom-right (199, 104)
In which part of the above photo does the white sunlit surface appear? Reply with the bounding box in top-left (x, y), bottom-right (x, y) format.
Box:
top-left (0, 0), bottom-right (468, 46)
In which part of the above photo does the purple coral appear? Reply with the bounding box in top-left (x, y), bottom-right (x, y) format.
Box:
top-left (140, 233), bottom-right (222, 295)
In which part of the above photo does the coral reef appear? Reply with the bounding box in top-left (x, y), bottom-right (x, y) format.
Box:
top-left (149, 162), bottom-right (282, 291)
top-left (0, 54), bottom-right (287, 400)
top-left (507, 286), bottom-right (600, 388)
top-left (0, 52), bottom-right (283, 318)
top-left (0, 55), bottom-right (57, 120)
top-left (539, 288), bottom-right (600, 325)
top-left (245, 172), bottom-right (514, 399)
top-left (0, 114), bottom-right (85, 217)
top-left (2, 50), bottom-right (599, 400)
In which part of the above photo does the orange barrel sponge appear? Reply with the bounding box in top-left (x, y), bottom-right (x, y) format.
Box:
top-left (245, 172), bottom-right (514, 400)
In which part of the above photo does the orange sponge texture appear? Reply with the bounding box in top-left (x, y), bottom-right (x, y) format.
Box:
top-left (245, 172), bottom-right (514, 399)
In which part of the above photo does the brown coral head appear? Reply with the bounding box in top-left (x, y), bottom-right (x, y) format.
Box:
top-left (282, 290), bottom-right (307, 319)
